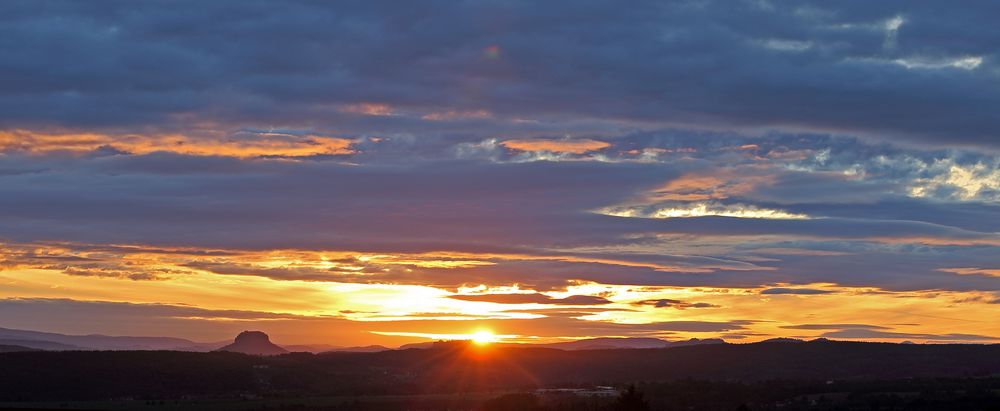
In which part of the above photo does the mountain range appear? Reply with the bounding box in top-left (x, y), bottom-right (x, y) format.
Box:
top-left (0, 326), bottom-right (741, 353)
top-left (0, 326), bottom-right (220, 351)
top-left (0, 326), bottom-right (379, 353)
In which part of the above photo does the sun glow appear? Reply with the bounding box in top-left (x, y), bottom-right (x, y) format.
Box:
top-left (470, 329), bottom-right (498, 345)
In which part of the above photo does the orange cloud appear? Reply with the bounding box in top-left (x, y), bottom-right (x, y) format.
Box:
top-left (338, 103), bottom-right (395, 116)
top-left (422, 110), bottom-right (492, 121)
top-left (0, 130), bottom-right (354, 158)
top-left (0, 241), bottom-right (719, 291)
top-left (4, 250), bottom-right (1000, 345)
top-left (647, 170), bottom-right (774, 201)
top-left (938, 267), bottom-right (1000, 277)
top-left (868, 236), bottom-right (1000, 246)
top-left (501, 138), bottom-right (610, 154)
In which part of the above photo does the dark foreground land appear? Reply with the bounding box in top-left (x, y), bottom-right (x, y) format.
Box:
top-left (1, 340), bottom-right (999, 410)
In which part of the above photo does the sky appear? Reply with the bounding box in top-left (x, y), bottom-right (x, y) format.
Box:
top-left (0, 0), bottom-right (998, 347)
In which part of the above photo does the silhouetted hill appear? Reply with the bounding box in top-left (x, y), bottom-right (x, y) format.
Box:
top-left (215, 331), bottom-right (288, 355)
top-left (2, 340), bottom-right (999, 402)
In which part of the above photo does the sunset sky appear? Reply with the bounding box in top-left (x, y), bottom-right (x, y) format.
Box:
top-left (1, 1), bottom-right (998, 347)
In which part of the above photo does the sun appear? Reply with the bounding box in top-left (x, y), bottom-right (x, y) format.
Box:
top-left (470, 329), bottom-right (497, 345)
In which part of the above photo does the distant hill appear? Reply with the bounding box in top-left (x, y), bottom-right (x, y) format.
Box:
top-left (535, 337), bottom-right (670, 350)
top-left (0, 344), bottom-right (39, 353)
top-left (0, 326), bottom-right (384, 353)
top-left (398, 341), bottom-right (437, 350)
top-left (534, 337), bottom-right (725, 350)
top-left (0, 326), bottom-right (218, 351)
top-left (215, 331), bottom-right (288, 356)
top-left (323, 345), bottom-right (391, 353)
top-left (283, 344), bottom-right (339, 353)
top-left (284, 344), bottom-right (390, 353)
top-left (760, 337), bottom-right (806, 344)
top-left (0, 338), bottom-right (82, 351)
top-left (664, 337), bottom-right (726, 348)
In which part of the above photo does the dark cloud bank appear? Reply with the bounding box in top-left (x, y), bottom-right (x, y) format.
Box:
top-left (1, 0), bottom-right (1000, 148)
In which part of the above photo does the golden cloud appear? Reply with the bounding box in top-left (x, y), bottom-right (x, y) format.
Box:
top-left (501, 138), bottom-right (610, 154)
top-left (337, 103), bottom-right (395, 116)
top-left (0, 130), bottom-right (354, 158)
top-left (649, 170), bottom-right (775, 202)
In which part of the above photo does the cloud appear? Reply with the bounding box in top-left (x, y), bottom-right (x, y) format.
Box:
top-left (938, 267), bottom-right (1000, 278)
top-left (376, 318), bottom-right (753, 339)
top-left (1, 2), bottom-right (999, 345)
top-left (0, 242), bottom-right (189, 281)
top-left (449, 293), bottom-right (611, 305)
top-left (0, 297), bottom-right (750, 344)
top-left (0, 130), bottom-right (354, 158)
top-left (2, 130), bottom-right (1000, 295)
top-left (631, 299), bottom-right (720, 310)
top-left (3, 2), bottom-right (1000, 147)
top-left (761, 288), bottom-right (835, 295)
top-left (337, 103), bottom-right (396, 117)
top-left (0, 297), bottom-right (321, 323)
top-left (501, 138), bottom-right (610, 154)
top-left (600, 202), bottom-right (811, 220)
top-left (780, 324), bottom-right (891, 330)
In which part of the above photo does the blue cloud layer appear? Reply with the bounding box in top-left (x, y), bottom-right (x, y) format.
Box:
top-left (2, 1), bottom-right (1000, 147)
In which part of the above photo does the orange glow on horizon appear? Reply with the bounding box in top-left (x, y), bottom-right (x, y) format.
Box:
top-left (470, 329), bottom-right (498, 345)
top-left (1, 240), bottom-right (998, 346)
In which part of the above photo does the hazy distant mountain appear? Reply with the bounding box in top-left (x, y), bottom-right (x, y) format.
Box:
top-left (665, 338), bottom-right (727, 348)
top-left (0, 338), bottom-right (82, 351)
top-left (216, 331), bottom-right (288, 356)
top-left (285, 344), bottom-right (390, 353)
top-left (398, 341), bottom-right (438, 350)
top-left (0, 326), bottom-right (379, 353)
top-left (0, 326), bottom-right (217, 351)
top-left (283, 344), bottom-right (339, 353)
top-left (760, 337), bottom-right (806, 344)
top-left (0, 344), bottom-right (39, 353)
top-left (537, 337), bottom-right (670, 350)
top-left (537, 337), bottom-right (726, 350)
top-left (323, 345), bottom-right (391, 353)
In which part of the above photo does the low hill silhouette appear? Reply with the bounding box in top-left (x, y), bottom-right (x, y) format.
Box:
top-left (2, 339), bottom-right (999, 401)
